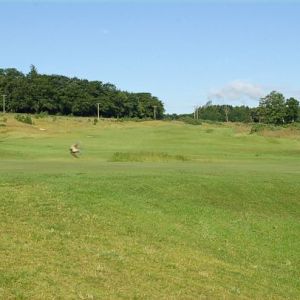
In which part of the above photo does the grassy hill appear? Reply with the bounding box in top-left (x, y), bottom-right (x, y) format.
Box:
top-left (0, 114), bottom-right (299, 299)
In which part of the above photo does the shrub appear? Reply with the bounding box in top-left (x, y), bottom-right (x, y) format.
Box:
top-left (203, 119), bottom-right (223, 125)
top-left (34, 112), bottom-right (48, 119)
top-left (15, 114), bottom-right (34, 125)
top-left (250, 124), bottom-right (280, 134)
top-left (179, 117), bottom-right (202, 125)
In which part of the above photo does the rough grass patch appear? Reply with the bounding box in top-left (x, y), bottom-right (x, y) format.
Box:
top-left (0, 116), bottom-right (7, 127)
top-left (250, 124), bottom-right (278, 134)
top-left (34, 112), bottom-right (48, 119)
top-left (250, 123), bottom-right (300, 138)
top-left (205, 128), bottom-right (214, 133)
top-left (110, 151), bottom-right (189, 162)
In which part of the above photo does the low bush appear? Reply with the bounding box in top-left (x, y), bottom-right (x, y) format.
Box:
top-left (15, 114), bottom-right (34, 125)
top-left (179, 117), bottom-right (202, 125)
top-left (250, 124), bottom-right (279, 134)
top-left (34, 112), bottom-right (49, 119)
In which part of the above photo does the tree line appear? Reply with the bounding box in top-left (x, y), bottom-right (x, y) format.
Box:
top-left (166, 91), bottom-right (299, 125)
top-left (0, 66), bottom-right (164, 119)
top-left (1, 66), bottom-right (298, 125)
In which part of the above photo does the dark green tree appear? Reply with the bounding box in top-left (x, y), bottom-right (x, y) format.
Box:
top-left (285, 97), bottom-right (299, 123)
top-left (0, 66), bottom-right (165, 118)
top-left (259, 91), bottom-right (286, 124)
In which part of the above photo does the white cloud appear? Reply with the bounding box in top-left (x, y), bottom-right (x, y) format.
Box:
top-left (208, 80), bottom-right (266, 103)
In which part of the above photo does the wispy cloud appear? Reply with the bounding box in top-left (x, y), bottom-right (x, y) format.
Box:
top-left (209, 80), bottom-right (266, 102)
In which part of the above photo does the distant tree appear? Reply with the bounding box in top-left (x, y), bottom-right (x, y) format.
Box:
top-left (259, 91), bottom-right (286, 124)
top-left (27, 65), bottom-right (38, 81)
top-left (223, 105), bottom-right (229, 122)
top-left (198, 105), bottom-right (224, 121)
top-left (250, 107), bottom-right (260, 123)
top-left (285, 97), bottom-right (299, 123)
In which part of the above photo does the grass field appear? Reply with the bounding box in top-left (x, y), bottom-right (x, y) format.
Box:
top-left (0, 114), bottom-right (299, 299)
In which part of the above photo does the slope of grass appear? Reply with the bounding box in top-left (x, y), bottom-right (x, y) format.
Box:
top-left (0, 114), bottom-right (299, 299)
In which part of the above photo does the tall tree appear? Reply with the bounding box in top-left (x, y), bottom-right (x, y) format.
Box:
top-left (259, 91), bottom-right (286, 124)
top-left (285, 97), bottom-right (299, 123)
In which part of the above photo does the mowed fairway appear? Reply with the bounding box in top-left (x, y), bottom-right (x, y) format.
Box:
top-left (0, 115), bottom-right (299, 299)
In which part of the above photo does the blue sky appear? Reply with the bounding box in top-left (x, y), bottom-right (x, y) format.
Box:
top-left (1, 1), bottom-right (299, 113)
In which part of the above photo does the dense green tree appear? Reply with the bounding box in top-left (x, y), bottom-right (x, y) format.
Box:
top-left (28, 64), bottom-right (38, 78)
top-left (230, 106), bottom-right (252, 122)
top-left (197, 105), bottom-right (251, 123)
top-left (0, 67), bottom-right (165, 118)
top-left (285, 97), bottom-right (299, 123)
top-left (250, 107), bottom-right (260, 123)
top-left (259, 91), bottom-right (286, 124)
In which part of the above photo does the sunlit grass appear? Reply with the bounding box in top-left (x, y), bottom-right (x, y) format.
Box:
top-left (0, 114), bottom-right (299, 299)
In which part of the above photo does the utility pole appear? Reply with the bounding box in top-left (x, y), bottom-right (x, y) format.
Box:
top-left (97, 103), bottom-right (100, 120)
top-left (2, 94), bottom-right (6, 114)
top-left (224, 105), bottom-right (229, 122)
top-left (194, 106), bottom-right (198, 119)
top-left (153, 105), bottom-right (157, 120)
top-left (197, 105), bottom-right (201, 119)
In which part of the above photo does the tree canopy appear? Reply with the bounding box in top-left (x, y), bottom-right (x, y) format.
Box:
top-left (167, 92), bottom-right (299, 125)
top-left (0, 66), bottom-right (164, 119)
top-left (258, 91), bottom-right (299, 124)
top-left (1, 67), bottom-right (299, 125)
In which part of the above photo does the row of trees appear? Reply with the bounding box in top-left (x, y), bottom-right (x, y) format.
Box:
top-left (1, 66), bottom-right (298, 124)
top-left (0, 66), bottom-right (164, 118)
top-left (165, 105), bottom-right (254, 123)
top-left (198, 105), bottom-right (253, 123)
top-left (258, 91), bottom-right (299, 124)
top-left (166, 92), bottom-right (299, 125)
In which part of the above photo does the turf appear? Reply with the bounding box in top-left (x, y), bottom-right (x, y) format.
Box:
top-left (0, 115), bottom-right (299, 299)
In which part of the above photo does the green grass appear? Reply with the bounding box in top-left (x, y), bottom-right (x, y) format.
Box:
top-left (110, 151), bottom-right (189, 162)
top-left (0, 115), bottom-right (299, 299)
